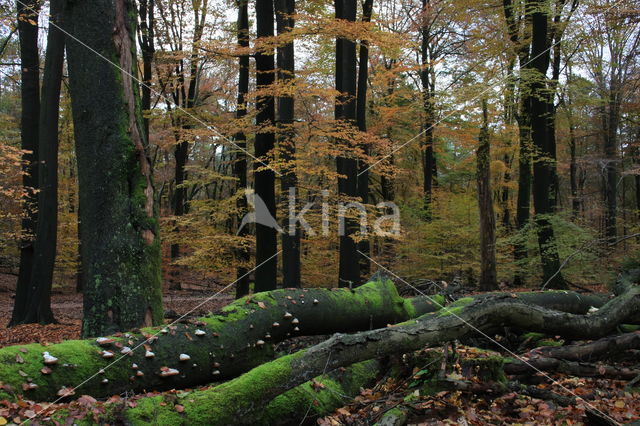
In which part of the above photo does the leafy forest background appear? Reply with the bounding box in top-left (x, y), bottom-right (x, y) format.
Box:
top-left (0, 0), bottom-right (639, 316)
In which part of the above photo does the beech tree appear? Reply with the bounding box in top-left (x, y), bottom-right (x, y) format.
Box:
top-left (335, 0), bottom-right (359, 288)
top-left (10, 0), bottom-right (40, 326)
top-left (477, 99), bottom-right (497, 291)
top-left (254, 0), bottom-right (278, 292)
top-left (276, 0), bottom-right (300, 288)
top-left (234, 0), bottom-right (251, 298)
top-left (20, 0), bottom-right (65, 324)
top-left (65, 0), bottom-right (163, 336)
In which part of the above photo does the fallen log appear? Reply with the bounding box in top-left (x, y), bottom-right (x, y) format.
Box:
top-left (122, 285), bottom-right (640, 425)
top-left (0, 280), bottom-right (415, 401)
top-left (504, 357), bottom-right (640, 380)
top-left (0, 277), bottom-right (604, 402)
top-left (525, 331), bottom-right (640, 362)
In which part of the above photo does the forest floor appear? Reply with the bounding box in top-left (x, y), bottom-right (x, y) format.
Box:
top-left (0, 273), bottom-right (638, 425)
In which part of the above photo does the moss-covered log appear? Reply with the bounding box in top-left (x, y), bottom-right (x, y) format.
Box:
top-left (0, 280), bottom-right (416, 401)
top-left (122, 285), bottom-right (640, 425)
top-left (0, 278), bottom-right (615, 403)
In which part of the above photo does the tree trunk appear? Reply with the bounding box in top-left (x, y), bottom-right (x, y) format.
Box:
top-left (21, 0), bottom-right (66, 325)
top-left (122, 284), bottom-right (640, 425)
top-left (477, 100), bottom-right (498, 291)
top-left (568, 107), bottom-right (580, 219)
top-left (234, 0), bottom-right (251, 298)
top-left (138, 0), bottom-right (154, 141)
top-left (255, 0), bottom-right (278, 292)
top-left (336, 0), bottom-right (359, 288)
top-left (276, 0), bottom-right (300, 288)
top-left (502, 0), bottom-right (532, 287)
top-left (10, 0), bottom-right (40, 327)
top-left (528, 0), bottom-right (566, 289)
top-left (603, 81), bottom-right (620, 239)
top-left (356, 0), bottom-right (373, 281)
top-left (0, 278), bottom-right (608, 403)
top-left (65, 0), bottom-right (163, 337)
top-left (421, 0), bottom-right (437, 220)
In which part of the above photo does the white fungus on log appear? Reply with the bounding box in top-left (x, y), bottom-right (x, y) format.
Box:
top-left (42, 352), bottom-right (58, 365)
top-left (159, 368), bottom-right (179, 378)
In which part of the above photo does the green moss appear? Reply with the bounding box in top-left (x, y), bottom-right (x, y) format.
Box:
top-left (619, 324), bottom-right (640, 333)
top-left (539, 339), bottom-right (563, 347)
top-left (522, 332), bottom-right (545, 340)
top-left (373, 407), bottom-right (407, 426)
top-left (0, 339), bottom-right (129, 401)
top-left (437, 297), bottom-right (474, 317)
top-left (402, 299), bottom-right (418, 318)
top-left (126, 350), bottom-right (304, 425)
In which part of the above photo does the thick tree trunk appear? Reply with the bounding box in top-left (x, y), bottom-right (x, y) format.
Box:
top-left (65, 0), bottom-right (163, 337)
top-left (502, 0), bottom-right (532, 287)
top-left (122, 284), bottom-right (640, 425)
top-left (528, 0), bottom-right (566, 289)
top-left (11, 0), bottom-right (40, 326)
top-left (234, 0), bottom-right (251, 298)
top-left (255, 0), bottom-right (278, 292)
top-left (276, 0), bottom-right (301, 288)
top-left (477, 100), bottom-right (498, 291)
top-left (21, 0), bottom-right (66, 325)
top-left (335, 0), bottom-right (359, 288)
top-left (356, 0), bottom-right (373, 281)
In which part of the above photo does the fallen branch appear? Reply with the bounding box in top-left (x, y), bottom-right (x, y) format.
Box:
top-left (526, 331), bottom-right (640, 362)
top-left (505, 357), bottom-right (640, 380)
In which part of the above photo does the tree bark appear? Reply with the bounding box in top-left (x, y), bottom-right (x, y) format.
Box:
top-left (356, 0), bottom-right (373, 281)
top-left (420, 0), bottom-right (437, 219)
top-left (525, 330), bottom-right (640, 362)
top-left (255, 0), bottom-right (278, 292)
top-left (234, 0), bottom-right (251, 298)
top-left (477, 100), bottom-right (498, 291)
top-left (122, 284), bottom-right (640, 425)
top-left (137, 0), bottom-right (154, 140)
top-left (11, 0), bottom-right (40, 326)
top-left (276, 0), bottom-right (300, 288)
top-left (336, 0), bottom-right (359, 288)
top-left (528, 0), bottom-right (566, 289)
top-left (502, 0), bottom-right (532, 287)
top-left (65, 0), bottom-right (163, 337)
top-left (21, 0), bottom-right (66, 325)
